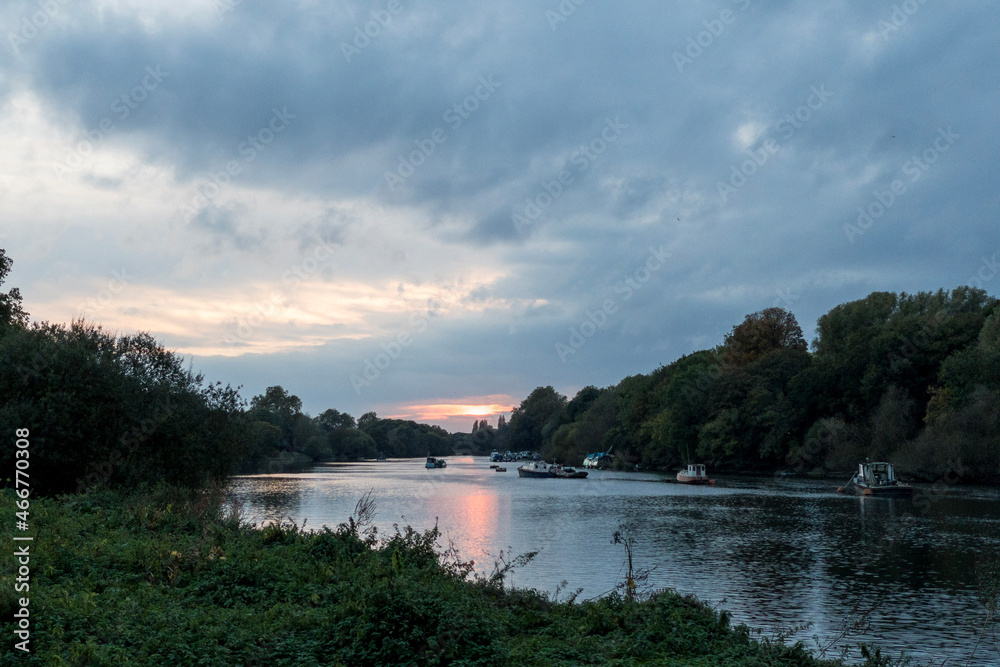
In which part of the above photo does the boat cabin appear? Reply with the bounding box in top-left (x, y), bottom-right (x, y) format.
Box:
top-left (857, 462), bottom-right (897, 487)
top-left (684, 464), bottom-right (707, 478)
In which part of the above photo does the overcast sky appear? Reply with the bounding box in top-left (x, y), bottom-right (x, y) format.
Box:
top-left (2, 0), bottom-right (997, 431)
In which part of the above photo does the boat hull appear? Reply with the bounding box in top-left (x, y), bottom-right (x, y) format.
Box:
top-left (676, 473), bottom-right (714, 485)
top-left (857, 484), bottom-right (913, 498)
top-left (517, 468), bottom-right (555, 478)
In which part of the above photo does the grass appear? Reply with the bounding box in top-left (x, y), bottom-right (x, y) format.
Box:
top-left (1, 486), bottom-right (854, 666)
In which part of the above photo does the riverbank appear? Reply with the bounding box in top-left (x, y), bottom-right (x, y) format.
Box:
top-left (0, 486), bottom-right (856, 666)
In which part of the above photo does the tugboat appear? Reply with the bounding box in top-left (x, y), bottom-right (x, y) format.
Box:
top-left (676, 463), bottom-right (715, 485)
top-left (839, 461), bottom-right (912, 497)
top-left (425, 456), bottom-right (447, 469)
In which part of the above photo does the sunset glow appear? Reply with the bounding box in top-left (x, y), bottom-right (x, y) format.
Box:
top-left (385, 396), bottom-right (517, 430)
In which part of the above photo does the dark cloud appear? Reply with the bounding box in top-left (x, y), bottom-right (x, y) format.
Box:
top-left (4, 0), bottom-right (999, 422)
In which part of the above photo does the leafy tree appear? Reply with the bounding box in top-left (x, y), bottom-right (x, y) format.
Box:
top-left (0, 249), bottom-right (28, 335)
top-left (0, 321), bottom-right (249, 495)
top-left (317, 408), bottom-right (356, 431)
top-left (720, 307), bottom-right (806, 366)
top-left (507, 386), bottom-right (567, 451)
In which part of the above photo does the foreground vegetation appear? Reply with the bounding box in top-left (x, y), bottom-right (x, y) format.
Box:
top-left (0, 487), bottom-right (853, 666)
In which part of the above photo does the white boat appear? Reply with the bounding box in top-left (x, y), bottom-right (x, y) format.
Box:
top-left (676, 463), bottom-right (714, 485)
top-left (583, 446), bottom-right (613, 469)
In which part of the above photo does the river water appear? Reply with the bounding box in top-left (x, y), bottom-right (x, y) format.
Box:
top-left (227, 456), bottom-right (1000, 665)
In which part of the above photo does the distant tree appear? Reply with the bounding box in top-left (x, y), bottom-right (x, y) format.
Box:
top-left (317, 408), bottom-right (355, 431)
top-left (249, 386), bottom-right (305, 450)
top-left (508, 386), bottom-right (567, 451)
top-left (721, 307), bottom-right (806, 366)
top-left (358, 411), bottom-right (379, 430)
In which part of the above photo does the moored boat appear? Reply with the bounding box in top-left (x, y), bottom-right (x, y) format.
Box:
top-left (583, 446), bottom-right (613, 469)
top-left (840, 461), bottom-right (912, 497)
top-left (516, 461), bottom-right (588, 478)
top-left (676, 463), bottom-right (714, 485)
top-left (517, 461), bottom-right (557, 477)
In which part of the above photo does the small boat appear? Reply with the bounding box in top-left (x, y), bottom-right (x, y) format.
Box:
top-left (517, 461), bottom-right (557, 477)
top-left (425, 457), bottom-right (447, 469)
top-left (840, 461), bottom-right (912, 497)
top-left (494, 466), bottom-right (506, 472)
top-left (676, 463), bottom-right (715, 485)
top-left (517, 461), bottom-right (587, 478)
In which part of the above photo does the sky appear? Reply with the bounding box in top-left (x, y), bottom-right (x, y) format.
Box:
top-left (1, 0), bottom-right (998, 432)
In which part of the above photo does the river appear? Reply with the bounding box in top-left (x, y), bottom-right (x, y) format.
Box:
top-left (227, 456), bottom-right (1000, 665)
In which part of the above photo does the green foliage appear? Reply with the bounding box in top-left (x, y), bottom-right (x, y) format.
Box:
top-left (0, 321), bottom-right (249, 495)
top-left (359, 415), bottom-right (452, 458)
top-left (0, 489), bottom-right (843, 666)
top-left (508, 288), bottom-right (999, 480)
top-left (508, 386), bottom-right (568, 451)
top-left (0, 248), bottom-right (29, 335)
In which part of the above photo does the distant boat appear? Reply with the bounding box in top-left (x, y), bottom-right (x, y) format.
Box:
top-left (839, 462), bottom-right (912, 497)
top-left (583, 445), bottom-right (613, 469)
top-left (494, 466), bottom-right (507, 472)
top-left (676, 463), bottom-right (714, 485)
top-left (516, 461), bottom-right (587, 479)
top-left (425, 457), bottom-right (447, 469)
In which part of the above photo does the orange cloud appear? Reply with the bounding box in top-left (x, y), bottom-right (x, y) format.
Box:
top-left (384, 394), bottom-right (518, 430)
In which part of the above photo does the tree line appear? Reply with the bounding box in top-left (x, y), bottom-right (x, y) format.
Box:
top-left (496, 288), bottom-right (999, 482)
top-left (2, 245), bottom-right (997, 492)
top-left (0, 249), bottom-right (450, 495)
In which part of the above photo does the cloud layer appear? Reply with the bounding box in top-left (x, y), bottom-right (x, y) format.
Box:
top-left (3, 0), bottom-right (998, 429)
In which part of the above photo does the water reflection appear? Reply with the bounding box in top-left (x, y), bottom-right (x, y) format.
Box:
top-left (228, 458), bottom-right (1000, 666)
